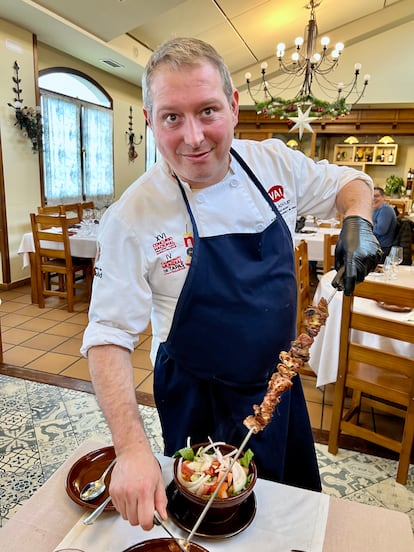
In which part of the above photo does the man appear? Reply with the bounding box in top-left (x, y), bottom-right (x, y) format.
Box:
top-left (81, 38), bottom-right (381, 530)
top-left (372, 186), bottom-right (398, 259)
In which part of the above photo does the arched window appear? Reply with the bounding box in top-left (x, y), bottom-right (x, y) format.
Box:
top-left (39, 69), bottom-right (114, 206)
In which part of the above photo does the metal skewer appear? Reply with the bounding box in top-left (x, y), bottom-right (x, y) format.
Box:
top-left (183, 266), bottom-right (345, 546)
top-left (327, 266), bottom-right (345, 304)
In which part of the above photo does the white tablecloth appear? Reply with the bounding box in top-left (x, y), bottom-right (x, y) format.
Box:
top-left (294, 226), bottom-right (341, 262)
top-left (2, 440), bottom-right (412, 552)
top-left (18, 225), bottom-right (98, 268)
top-left (309, 266), bottom-right (414, 387)
top-left (54, 455), bottom-right (329, 552)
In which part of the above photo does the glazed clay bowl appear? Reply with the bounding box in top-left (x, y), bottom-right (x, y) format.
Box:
top-left (172, 442), bottom-right (257, 523)
top-left (123, 538), bottom-right (209, 551)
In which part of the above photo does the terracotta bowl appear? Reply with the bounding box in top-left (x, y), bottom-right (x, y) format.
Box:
top-left (172, 442), bottom-right (257, 523)
top-left (123, 537), bottom-right (208, 551)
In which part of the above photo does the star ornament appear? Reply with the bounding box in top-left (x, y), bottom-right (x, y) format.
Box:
top-left (288, 106), bottom-right (320, 139)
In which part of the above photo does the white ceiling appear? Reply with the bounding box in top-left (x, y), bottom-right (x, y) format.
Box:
top-left (1, 0), bottom-right (413, 107)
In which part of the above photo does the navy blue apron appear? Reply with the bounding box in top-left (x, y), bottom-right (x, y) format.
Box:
top-left (154, 148), bottom-right (321, 491)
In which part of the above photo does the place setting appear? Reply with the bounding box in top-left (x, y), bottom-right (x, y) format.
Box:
top-left (58, 438), bottom-right (329, 552)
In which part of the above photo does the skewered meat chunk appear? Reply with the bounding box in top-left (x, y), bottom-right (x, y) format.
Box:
top-left (243, 297), bottom-right (329, 434)
top-left (244, 371), bottom-right (293, 433)
top-left (303, 298), bottom-right (329, 337)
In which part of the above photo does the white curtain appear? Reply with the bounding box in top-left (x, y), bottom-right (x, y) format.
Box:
top-left (83, 105), bottom-right (113, 204)
top-left (41, 94), bottom-right (81, 203)
top-left (41, 94), bottom-right (114, 206)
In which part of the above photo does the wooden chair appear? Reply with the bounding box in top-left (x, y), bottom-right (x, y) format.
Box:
top-left (38, 204), bottom-right (80, 225)
top-left (77, 201), bottom-right (95, 221)
top-left (323, 233), bottom-right (339, 273)
top-left (58, 203), bottom-right (82, 223)
top-left (294, 239), bottom-right (310, 335)
top-left (328, 279), bottom-right (414, 484)
top-left (294, 240), bottom-right (316, 378)
top-left (37, 205), bottom-right (61, 215)
top-left (30, 213), bottom-right (92, 312)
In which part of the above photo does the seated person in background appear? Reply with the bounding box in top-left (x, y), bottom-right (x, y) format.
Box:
top-left (372, 187), bottom-right (398, 259)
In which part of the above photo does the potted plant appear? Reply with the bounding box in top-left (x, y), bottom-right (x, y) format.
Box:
top-left (384, 174), bottom-right (405, 198)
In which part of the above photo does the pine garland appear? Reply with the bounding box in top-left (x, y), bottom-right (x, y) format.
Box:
top-left (254, 94), bottom-right (351, 120)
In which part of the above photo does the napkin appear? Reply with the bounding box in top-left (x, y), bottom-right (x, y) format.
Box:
top-left (406, 310), bottom-right (414, 322)
top-left (55, 455), bottom-right (329, 552)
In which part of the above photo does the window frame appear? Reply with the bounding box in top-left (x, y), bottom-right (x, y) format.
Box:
top-left (39, 67), bottom-right (114, 207)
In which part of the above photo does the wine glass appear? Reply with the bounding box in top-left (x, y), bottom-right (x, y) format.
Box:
top-left (382, 256), bottom-right (393, 280)
top-left (389, 246), bottom-right (403, 277)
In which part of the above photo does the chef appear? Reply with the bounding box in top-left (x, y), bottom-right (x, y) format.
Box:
top-left (81, 37), bottom-right (381, 530)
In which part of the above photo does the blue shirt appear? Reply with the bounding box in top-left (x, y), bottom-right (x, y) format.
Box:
top-left (373, 202), bottom-right (398, 248)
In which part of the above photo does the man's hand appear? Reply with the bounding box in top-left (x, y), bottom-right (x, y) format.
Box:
top-left (333, 216), bottom-right (382, 295)
top-left (109, 449), bottom-right (167, 530)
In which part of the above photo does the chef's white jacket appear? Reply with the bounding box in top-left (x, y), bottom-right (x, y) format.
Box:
top-left (81, 138), bottom-right (372, 362)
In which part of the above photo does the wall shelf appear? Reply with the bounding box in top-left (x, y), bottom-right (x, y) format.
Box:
top-left (333, 143), bottom-right (398, 166)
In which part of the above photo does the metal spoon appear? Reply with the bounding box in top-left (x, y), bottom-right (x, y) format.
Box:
top-left (80, 458), bottom-right (116, 501)
top-left (83, 495), bottom-right (112, 525)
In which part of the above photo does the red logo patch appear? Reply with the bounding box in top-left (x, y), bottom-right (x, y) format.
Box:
top-left (268, 185), bottom-right (284, 203)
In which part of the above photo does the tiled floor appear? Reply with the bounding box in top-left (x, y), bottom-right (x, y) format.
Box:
top-left (0, 286), bottom-right (414, 534)
top-left (0, 285), bottom-right (155, 404)
top-left (0, 373), bottom-right (413, 533)
top-left (0, 284), bottom-right (334, 426)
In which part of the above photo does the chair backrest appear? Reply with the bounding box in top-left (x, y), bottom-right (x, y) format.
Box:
top-left (323, 233), bottom-right (339, 273)
top-left (38, 204), bottom-right (80, 225)
top-left (78, 201), bottom-right (95, 221)
top-left (329, 278), bottom-right (414, 484)
top-left (58, 203), bottom-right (82, 223)
top-left (392, 218), bottom-right (413, 265)
top-left (38, 205), bottom-right (61, 215)
top-left (30, 212), bottom-right (74, 269)
top-left (294, 239), bottom-right (310, 335)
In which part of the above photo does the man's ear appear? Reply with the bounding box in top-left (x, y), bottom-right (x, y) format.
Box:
top-left (231, 89), bottom-right (240, 127)
top-left (143, 108), bottom-right (152, 128)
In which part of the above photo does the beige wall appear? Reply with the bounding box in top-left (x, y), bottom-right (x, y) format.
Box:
top-left (0, 19), bottom-right (41, 284)
top-left (0, 19), bottom-right (146, 285)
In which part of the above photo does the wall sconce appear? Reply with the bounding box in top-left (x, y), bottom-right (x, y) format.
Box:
top-left (344, 136), bottom-right (359, 144)
top-left (377, 135), bottom-right (395, 144)
top-left (7, 60), bottom-right (43, 153)
top-left (286, 139), bottom-right (299, 149)
top-left (126, 106), bottom-right (142, 162)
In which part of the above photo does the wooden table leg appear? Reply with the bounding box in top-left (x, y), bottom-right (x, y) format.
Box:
top-left (29, 252), bottom-right (38, 304)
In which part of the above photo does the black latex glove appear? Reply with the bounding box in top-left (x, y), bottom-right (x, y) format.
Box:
top-left (332, 216), bottom-right (382, 296)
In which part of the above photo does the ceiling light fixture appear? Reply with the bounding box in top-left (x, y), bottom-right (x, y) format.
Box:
top-left (245, 0), bottom-right (370, 138)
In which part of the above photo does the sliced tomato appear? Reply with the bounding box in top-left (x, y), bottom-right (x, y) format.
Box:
top-left (181, 460), bottom-right (195, 481)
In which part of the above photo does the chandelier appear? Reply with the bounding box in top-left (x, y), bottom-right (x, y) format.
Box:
top-left (245, 0), bottom-right (370, 136)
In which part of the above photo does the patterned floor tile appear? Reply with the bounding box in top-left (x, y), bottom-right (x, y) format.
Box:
top-left (0, 374), bottom-right (413, 533)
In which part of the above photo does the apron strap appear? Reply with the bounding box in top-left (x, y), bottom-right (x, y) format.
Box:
top-left (173, 173), bottom-right (200, 240)
top-left (230, 147), bottom-right (279, 213)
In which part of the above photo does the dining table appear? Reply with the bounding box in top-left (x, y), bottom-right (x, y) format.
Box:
top-left (17, 223), bottom-right (98, 303)
top-left (293, 225), bottom-right (341, 262)
top-left (1, 439), bottom-right (412, 552)
top-left (309, 265), bottom-right (414, 387)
